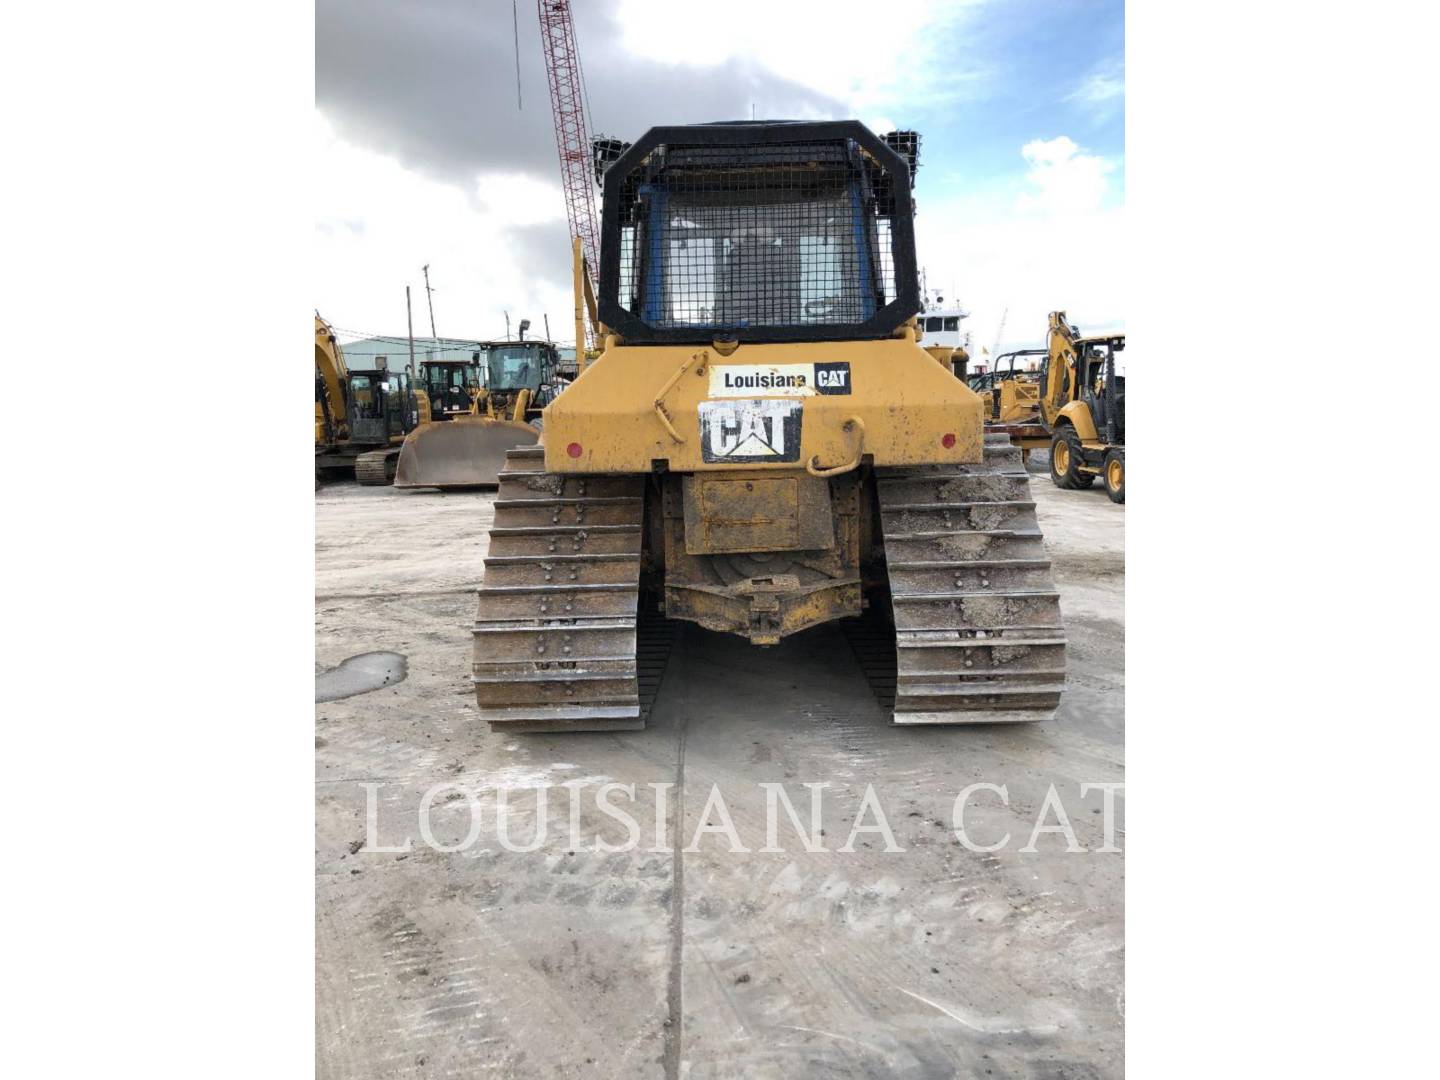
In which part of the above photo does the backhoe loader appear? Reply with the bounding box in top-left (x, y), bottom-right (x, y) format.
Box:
top-left (393, 339), bottom-right (558, 489)
top-left (974, 316), bottom-right (1125, 501)
top-left (470, 120), bottom-right (1066, 732)
top-left (1041, 314), bottom-right (1125, 503)
top-left (315, 315), bottom-right (422, 485)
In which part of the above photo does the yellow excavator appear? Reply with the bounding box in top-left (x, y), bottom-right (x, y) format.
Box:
top-left (393, 339), bottom-right (558, 489)
top-left (315, 315), bottom-right (423, 485)
top-left (470, 120), bottom-right (1066, 732)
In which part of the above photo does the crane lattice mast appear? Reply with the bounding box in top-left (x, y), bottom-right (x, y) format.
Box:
top-left (536, 0), bottom-right (599, 347)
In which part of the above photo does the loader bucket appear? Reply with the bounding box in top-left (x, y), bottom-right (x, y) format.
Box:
top-left (393, 417), bottom-right (540, 488)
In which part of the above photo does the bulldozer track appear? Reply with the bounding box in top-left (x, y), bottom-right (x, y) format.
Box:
top-left (474, 436), bottom-right (1062, 731)
top-left (472, 447), bottom-right (677, 733)
top-left (354, 449), bottom-right (398, 486)
top-left (851, 432), bottom-right (1066, 724)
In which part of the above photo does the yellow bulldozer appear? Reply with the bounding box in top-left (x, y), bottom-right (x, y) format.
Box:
top-left (470, 120), bottom-right (1066, 732)
top-left (417, 355), bottom-right (485, 419)
top-left (394, 339), bottom-right (559, 488)
top-left (315, 315), bottom-right (423, 485)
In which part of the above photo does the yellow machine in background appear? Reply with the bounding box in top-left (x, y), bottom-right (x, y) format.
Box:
top-left (1040, 313), bottom-right (1125, 503)
top-left (972, 315), bottom-right (1126, 503)
top-left (416, 356), bottom-right (484, 420)
top-left (470, 121), bottom-right (1065, 732)
top-left (924, 342), bottom-right (970, 383)
top-left (315, 315), bottom-right (422, 485)
top-left (970, 348), bottom-right (1045, 423)
top-left (394, 339), bottom-right (558, 488)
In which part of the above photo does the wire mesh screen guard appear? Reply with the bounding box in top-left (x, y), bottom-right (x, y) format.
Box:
top-left (600, 124), bottom-right (918, 343)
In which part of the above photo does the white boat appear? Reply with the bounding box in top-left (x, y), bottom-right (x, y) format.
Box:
top-left (916, 296), bottom-right (971, 355)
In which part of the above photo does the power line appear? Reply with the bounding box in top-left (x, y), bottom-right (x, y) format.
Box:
top-left (512, 0), bottom-right (523, 110)
top-left (331, 325), bottom-right (579, 351)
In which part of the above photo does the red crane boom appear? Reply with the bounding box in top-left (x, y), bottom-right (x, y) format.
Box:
top-left (537, 0), bottom-right (599, 346)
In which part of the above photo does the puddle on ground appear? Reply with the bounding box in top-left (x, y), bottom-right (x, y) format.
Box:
top-left (315, 651), bottom-right (408, 703)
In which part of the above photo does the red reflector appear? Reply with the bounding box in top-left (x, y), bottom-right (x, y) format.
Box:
top-left (941, 433), bottom-right (956, 448)
top-left (566, 442), bottom-right (583, 458)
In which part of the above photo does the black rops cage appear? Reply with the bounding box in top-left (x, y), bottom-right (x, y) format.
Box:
top-left (598, 121), bottom-right (920, 345)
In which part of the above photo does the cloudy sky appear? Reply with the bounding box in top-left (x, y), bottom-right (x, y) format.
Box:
top-left (316, 0), bottom-right (1123, 354)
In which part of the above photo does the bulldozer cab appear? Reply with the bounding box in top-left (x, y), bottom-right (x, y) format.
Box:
top-left (599, 123), bottom-right (917, 342)
top-left (346, 370), bottom-right (419, 447)
top-left (421, 358), bottom-right (483, 418)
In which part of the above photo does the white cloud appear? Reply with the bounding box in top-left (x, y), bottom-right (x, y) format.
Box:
top-left (313, 115), bottom-right (575, 345)
top-left (613, 0), bottom-right (990, 117)
top-left (917, 135), bottom-right (1123, 358)
top-left (1065, 59), bottom-right (1124, 130)
top-left (1068, 62), bottom-right (1125, 108)
top-left (1015, 136), bottom-right (1116, 215)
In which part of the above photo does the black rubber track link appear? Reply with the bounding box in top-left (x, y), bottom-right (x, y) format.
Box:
top-left (354, 449), bottom-right (398, 486)
top-left (856, 432), bottom-right (1066, 724)
top-left (471, 447), bottom-right (675, 732)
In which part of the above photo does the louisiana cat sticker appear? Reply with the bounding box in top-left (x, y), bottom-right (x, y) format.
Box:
top-left (709, 362), bottom-right (851, 397)
top-left (698, 399), bottom-right (803, 463)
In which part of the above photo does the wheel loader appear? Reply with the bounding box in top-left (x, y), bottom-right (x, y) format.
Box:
top-left (472, 120), bottom-right (1066, 732)
top-left (315, 315), bottom-right (423, 485)
top-left (393, 339), bottom-right (558, 489)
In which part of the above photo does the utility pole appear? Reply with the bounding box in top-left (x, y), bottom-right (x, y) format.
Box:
top-left (504, 310), bottom-right (511, 340)
top-left (543, 313), bottom-right (551, 342)
top-left (406, 285), bottom-right (417, 380)
top-left (422, 263), bottom-right (438, 344)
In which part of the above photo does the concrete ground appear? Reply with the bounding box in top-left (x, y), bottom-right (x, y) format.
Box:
top-left (316, 470), bottom-right (1124, 1079)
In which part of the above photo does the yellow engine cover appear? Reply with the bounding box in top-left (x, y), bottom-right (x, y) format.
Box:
top-left (541, 337), bottom-right (984, 474)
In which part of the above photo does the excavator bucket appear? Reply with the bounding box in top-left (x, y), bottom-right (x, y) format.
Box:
top-left (393, 417), bottom-right (540, 489)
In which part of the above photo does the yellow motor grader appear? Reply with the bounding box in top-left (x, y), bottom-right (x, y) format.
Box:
top-left (469, 120), bottom-right (1066, 732)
